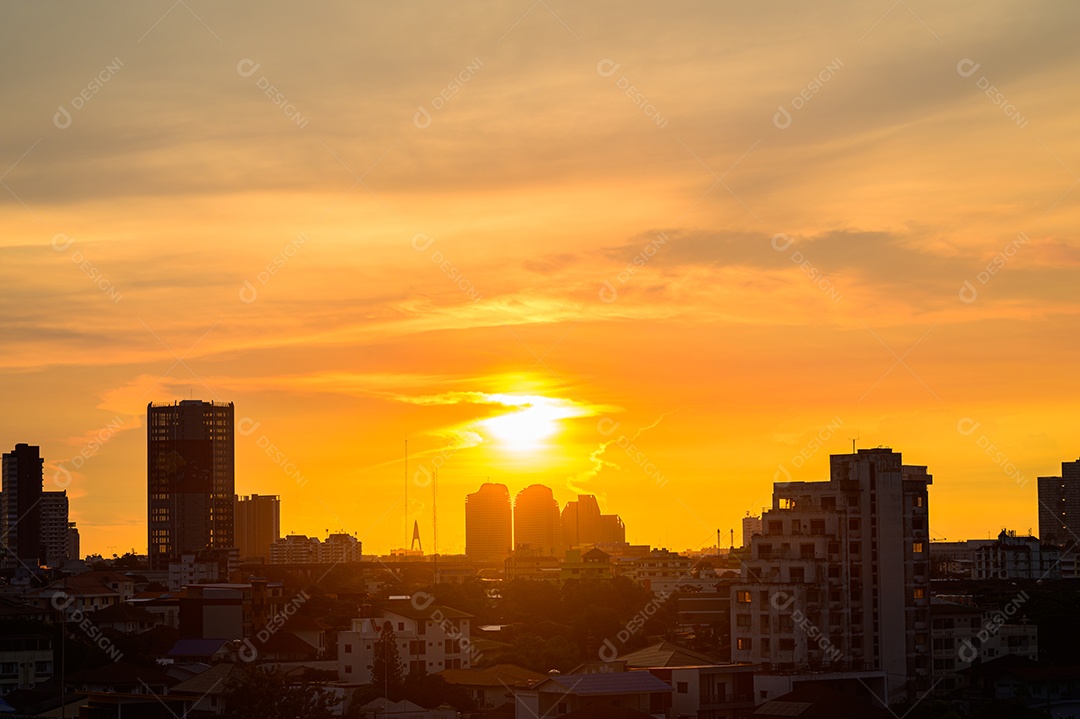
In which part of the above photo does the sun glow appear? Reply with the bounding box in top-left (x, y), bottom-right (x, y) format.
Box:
top-left (479, 394), bottom-right (585, 453)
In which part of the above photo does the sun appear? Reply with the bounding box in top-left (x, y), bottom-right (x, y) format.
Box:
top-left (479, 395), bottom-right (580, 453)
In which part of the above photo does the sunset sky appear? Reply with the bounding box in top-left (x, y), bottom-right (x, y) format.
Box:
top-left (3, 2), bottom-right (1079, 557)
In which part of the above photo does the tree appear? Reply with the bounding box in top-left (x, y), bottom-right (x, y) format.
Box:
top-left (223, 666), bottom-right (340, 719)
top-left (371, 620), bottom-right (405, 699)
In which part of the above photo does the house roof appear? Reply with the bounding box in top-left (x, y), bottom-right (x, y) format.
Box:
top-left (618, 641), bottom-right (721, 668)
top-left (166, 638), bottom-right (230, 658)
top-left (384, 599), bottom-right (472, 621)
top-left (90, 603), bottom-right (158, 624)
top-left (262, 631), bottom-right (320, 657)
top-left (170, 663), bottom-right (236, 695)
top-left (753, 683), bottom-right (890, 719)
top-left (440, 663), bottom-right (546, 687)
top-left (66, 661), bottom-right (175, 688)
top-left (360, 698), bottom-right (426, 712)
top-left (38, 571), bottom-right (133, 596)
top-left (540, 672), bottom-right (674, 696)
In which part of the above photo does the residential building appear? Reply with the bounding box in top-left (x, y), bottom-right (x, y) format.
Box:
top-left (560, 548), bottom-right (614, 582)
top-left (40, 490), bottom-right (70, 566)
top-left (930, 596), bottom-right (1038, 694)
top-left (234, 493), bottom-right (280, 562)
top-left (504, 553), bottom-right (561, 581)
top-left (514, 484), bottom-right (561, 556)
top-left (26, 570), bottom-right (136, 615)
top-left (0, 634), bottom-right (52, 696)
top-left (268, 533), bottom-right (360, 564)
top-left (338, 599), bottom-right (474, 682)
top-left (1, 443), bottom-right (44, 568)
top-left (168, 553), bottom-right (221, 590)
top-left (742, 514), bottom-right (762, 548)
top-left (1037, 457), bottom-right (1080, 548)
top-left (178, 580), bottom-right (286, 640)
top-left (632, 549), bottom-right (693, 593)
top-left (730, 448), bottom-right (933, 705)
top-left (972, 529), bottom-right (1060, 580)
top-left (465, 483), bottom-right (512, 563)
top-left (147, 400), bottom-right (235, 571)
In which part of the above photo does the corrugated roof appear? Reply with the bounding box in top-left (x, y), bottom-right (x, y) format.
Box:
top-left (166, 638), bottom-right (230, 657)
top-left (171, 663), bottom-right (235, 695)
top-left (618, 641), bottom-right (721, 668)
top-left (542, 672), bottom-right (673, 696)
top-left (384, 599), bottom-right (472, 620)
top-left (440, 663), bottom-right (545, 687)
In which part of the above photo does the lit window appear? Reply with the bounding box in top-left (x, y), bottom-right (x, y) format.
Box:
top-left (913, 542), bottom-right (924, 553)
top-left (737, 638), bottom-right (752, 650)
top-left (737, 591), bottom-right (752, 603)
top-left (914, 588), bottom-right (926, 600)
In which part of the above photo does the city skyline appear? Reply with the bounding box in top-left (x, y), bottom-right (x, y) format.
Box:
top-left (4, 2), bottom-right (1080, 560)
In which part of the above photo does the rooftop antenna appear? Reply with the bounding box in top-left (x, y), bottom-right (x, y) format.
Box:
top-left (850, 432), bottom-right (860, 453)
top-left (404, 438), bottom-right (408, 551)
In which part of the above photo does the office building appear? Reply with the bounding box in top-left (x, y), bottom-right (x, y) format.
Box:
top-left (513, 484), bottom-right (561, 556)
top-left (1, 443), bottom-right (44, 567)
top-left (731, 448), bottom-right (933, 705)
top-left (235, 493), bottom-right (280, 562)
top-left (465, 483), bottom-right (512, 562)
top-left (561, 494), bottom-right (625, 548)
top-left (147, 400), bottom-right (235, 571)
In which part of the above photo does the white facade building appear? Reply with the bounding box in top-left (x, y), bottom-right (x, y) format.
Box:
top-left (338, 599), bottom-right (473, 682)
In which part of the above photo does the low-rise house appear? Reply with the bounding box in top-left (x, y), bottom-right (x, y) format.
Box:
top-left (440, 663), bottom-right (546, 709)
top-left (514, 671), bottom-right (674, 719)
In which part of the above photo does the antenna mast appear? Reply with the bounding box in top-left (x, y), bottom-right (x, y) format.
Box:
top-left (404, 438), bottom-right (408, 551)
top-left (433, 468), bottom-right (438, 582)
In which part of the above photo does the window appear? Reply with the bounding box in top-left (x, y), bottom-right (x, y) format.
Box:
top-left (677, 682), bottom-right (689, 694)
top-left (736, 614), bottom-right (752, 627)
top-left (850, 542), bottom-right (861, 555)
top-left (779, 638), bottom-right (795, 651)
top-left (737, 638), bottom-right (752, 650)
top-left (914, 588), bottom-right (926, 600)
top-left (758, 544), bottom-right (772, 559)
top-left (344, 644), bottom-right (352, 654)
top-left (811, 519), bottom-right (826, 534)
top-left (849, 518), bottom-right (861, 531)
top-left (913, 542), bottom-right (924, 553)
top-left (915, 496), bottom-right (924, 507)
top-left (822, 496), bottom-right (837, 509)
top-left (790, 567), bottom-right (804, 583)
top-left (737, 591), bottom-right (752, 604)
top-left (398, 622), bottom-right (405, 631)
top-left (768, 520), bottom-right (784, 535)
top-left (345, 665), bottom-right (352, 674)
top-left (800, 543), bottom-right (815, 559)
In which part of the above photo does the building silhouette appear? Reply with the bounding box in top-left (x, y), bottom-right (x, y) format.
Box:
top-left (731, 448), bottom-right (933, 704)
top-left (40, 490), bottom-right (71, 566)
top-left (561, 494), bottom-right (625, 548)
top-left (1, 443), bottom-right (44, 567)
top-left (465, 482), bottom-right (512, 562)
top-left (514, 484), bottom-right (561, 556)
top-left (147, 400), bottom-right (235, 571)
top-left (1037, 458), bottom-right (1080, 548)
top-left (234, 493), bottom-right (280, 562)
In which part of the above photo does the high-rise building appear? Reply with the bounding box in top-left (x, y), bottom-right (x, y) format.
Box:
top-left (514, 484), bottom-right (561, 556)
top-left (1, 443), bottom-right (44, 567)
top-left (561, 495), bottom-right (625, 548)
top-left (67, 522), bottom-right (80, 562)
top-left (731, 448), bottom-right (933, 705)
top-left (1037, 458), bottom-right (1080, 548)
top-left (40, 491), bottom-right (70, 566)
top-left (741, 513), bottom-right (762, 547)
top-left (235, 494), bottom-right (280, 562)
top-left (465, 483), bottom-right (512, 562)
top-left (147, 400), bottom-right (235, 571)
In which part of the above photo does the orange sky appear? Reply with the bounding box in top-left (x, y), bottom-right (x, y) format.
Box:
top-left (2, 2), bottom-right (1079, 557)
